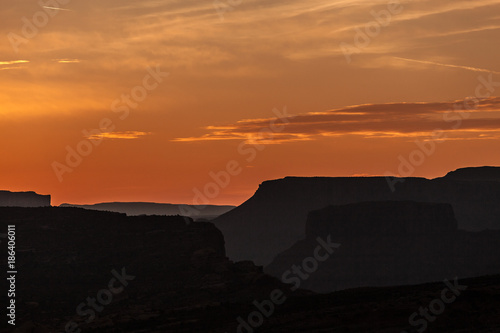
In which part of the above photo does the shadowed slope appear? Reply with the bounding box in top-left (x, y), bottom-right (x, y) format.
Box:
top-left (266, 201), bottom-right (500, 292)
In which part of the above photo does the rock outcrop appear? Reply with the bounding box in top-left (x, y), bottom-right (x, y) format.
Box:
top-left (265, 201), bottom-right (500, 292)
top-left (442, 165), bottom-right (500, 182)
top-left (0, 190), bottom-right (50, 207)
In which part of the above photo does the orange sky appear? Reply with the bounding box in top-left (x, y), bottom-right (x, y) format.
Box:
top-left (1, 0), bottom-right (500, 206)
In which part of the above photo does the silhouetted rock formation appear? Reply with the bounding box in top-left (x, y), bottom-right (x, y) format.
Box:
top-left (443, 166), bottom-right (500, 182)
top-left (214, 166), bottom-right (500, 265)
top-left (0, 207), bottom-right (286, 332)
top-left (265, 201), bottom-right (500, 292)
top-left (2, 207), bottom-right (500, 332)
top-left (59, 202), bottom-right (235, 220)
top-left (0, 190), bottom-right (50, 207)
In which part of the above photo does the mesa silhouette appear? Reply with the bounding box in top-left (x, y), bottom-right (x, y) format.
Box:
top-left (0, 190), bottom-right (50, 207)
top-left (214, 166), bottom-right (500, 266)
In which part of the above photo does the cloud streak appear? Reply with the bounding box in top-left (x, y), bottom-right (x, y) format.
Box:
top-left (174, 98), bottom-right (500, 144)
top-left (42, 6), bottom-right (73, 11)
top-left (54, 59), bottom-right (80, 64)
top-left (0, 60), bottom-right (29, 65)
top-left (86, 131), bottom-right (152, 140)
top-left (393, 57), bottom-right (500, 75)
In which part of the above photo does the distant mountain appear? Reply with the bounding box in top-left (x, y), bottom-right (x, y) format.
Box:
top-left (59, 202), bottom-right (235, 220)
top-left (265, 201), bottom-right (500, 292)
top-left (214, 166), bottom-right (500, 265)
top-left (0, 190), bottom-right (50, 207)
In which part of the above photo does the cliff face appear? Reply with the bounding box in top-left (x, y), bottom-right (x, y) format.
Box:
top-left (305, 201), bottom-right (457, 237)
top-left (265, 201), bottom-right (500, 292)
top-left (0, 190), bottom-right (50, 207)
top-left (0, 207), bottom-right (286, 332)
top-left (214, 167), bottom-right (500, 265)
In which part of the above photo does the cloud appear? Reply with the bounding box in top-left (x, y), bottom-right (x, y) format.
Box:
top-left (86, 131), bottom-right (152, 140)
top-left (173, 97), bottom-right (500, 144)
top-left (1, 0), bottom-right (499, 121)
top-left (0, 67), bottom-right (25, 71)
top-left (0, 60), bottom-right (29, 65)
top-left (392, 57), bottom-right (500, 75)
top-left (54, 59), bottom-right (80, 64)
top-left (0, 60), bottom-right (29, 71)
top-left (42, 6), bottom-right (73, 12)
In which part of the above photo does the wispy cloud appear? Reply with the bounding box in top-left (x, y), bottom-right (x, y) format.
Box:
top-left (393, 57), bottom-right (500, 75)
top-left (86, 131), bottom-right (152, 140)
top-left (42, 6), bottom-right (73, 12)
top-left (173, 98), bottom-right (500, 144)
top-left (0, 60), bottom-right (29, 65)
top-left (0, 67), bottom-right (25, 71)
top-left (0, 60), bottom-right (29, 71)
top-left (54, 59), bottom-right (81, 64)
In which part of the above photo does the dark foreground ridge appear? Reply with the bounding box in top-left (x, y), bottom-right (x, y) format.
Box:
top-left (1, 207), bottom-right (500, 332)
top-left (0, 207), bottom-right (288, 332)
top-left (214, 166), bottom-right (500, 266)
top-left (0, 207), bottom-right (500, 333)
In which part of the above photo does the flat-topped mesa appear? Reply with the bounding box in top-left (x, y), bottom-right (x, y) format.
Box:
top-left (443, 166), bottom-right (500, 182)
top-left (214, 166), bottom-right (500, 266)
top-left (305, 201), bottom-right (457, 238)
top-left (0, 190), bottom-right (51, 207)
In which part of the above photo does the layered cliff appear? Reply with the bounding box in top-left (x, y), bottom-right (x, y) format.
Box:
top-left (265, 201), bottom-right (500, 292)
top-left (214, 166), bottom-right (500, 265)
top-left (0, 190), bottom-right (50, 207)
